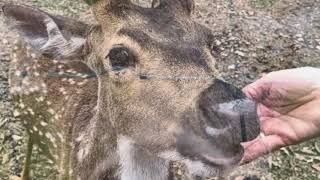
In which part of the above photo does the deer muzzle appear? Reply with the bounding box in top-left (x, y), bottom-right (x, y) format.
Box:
top-left (176, 79), bottom-right (261, 167)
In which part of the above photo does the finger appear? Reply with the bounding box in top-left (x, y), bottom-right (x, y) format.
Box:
top-left (259, 73), bottom-right (268, 78)
top-left (260, 116), bottom-right (299, 145)
top-left (240, 135), bottom-right (286, 164)
top-left (243, 80), bottom-right (271, 103)
top-left (242, 83), bottom-right (259, 100)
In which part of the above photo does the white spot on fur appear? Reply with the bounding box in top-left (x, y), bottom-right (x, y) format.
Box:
top-left (45, 133), bottom-right (56, 144)
top-left (57, 133), bottom-right (63, 140)
top-left (34, 72), bottom-right (40, 77)
top-left (76, 134), bottom-right (85, 142)
top-left (27, 108), bottom-right (35, 115)
top-left (40, 121), bottom-right (48, 127)
top-left (77, 145), bottom-right (90, 163)
top-left (19, 102), bottom-right (25, 109)
top-left (48, 108), bottom-right (55, 115)
top-left (48, 160), bottom-right (54, 164)
top-left (13, 110), bottom-right (20, 117)
top-left (36, 96), bottom-right (45, 102)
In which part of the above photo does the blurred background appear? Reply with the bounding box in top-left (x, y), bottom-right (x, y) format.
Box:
top-left (0, 0), bottom-right (319, 179)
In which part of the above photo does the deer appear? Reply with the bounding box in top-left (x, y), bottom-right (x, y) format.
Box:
top-left (1, 0), bottom-right (260, 179)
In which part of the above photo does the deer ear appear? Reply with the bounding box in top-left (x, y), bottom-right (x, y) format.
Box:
top-left (2, 4), bottom-right (90, 59)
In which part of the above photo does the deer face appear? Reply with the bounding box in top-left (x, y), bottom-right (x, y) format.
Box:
top-left (3, 0), bottom-right (260, 179)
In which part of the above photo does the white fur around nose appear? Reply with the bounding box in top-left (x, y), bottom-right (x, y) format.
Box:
top-left (117, 136), bottom-right (169, 180)
top-left (205, 126), bottom-right (230, 137)
top-left (215, 101), bottom-right (239, 117)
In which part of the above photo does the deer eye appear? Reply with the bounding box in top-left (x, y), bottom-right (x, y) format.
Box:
top-left (106, 44), bottom-right (135, 70)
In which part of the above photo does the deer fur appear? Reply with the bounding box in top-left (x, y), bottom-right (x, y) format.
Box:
top-left (2, 1), bottom-right (260, 179)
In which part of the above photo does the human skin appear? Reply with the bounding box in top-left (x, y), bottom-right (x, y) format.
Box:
top-left (240, 67), bottom-right (320, 163)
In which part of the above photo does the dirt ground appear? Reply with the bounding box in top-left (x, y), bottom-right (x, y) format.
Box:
top-left (0, 0), bottom-right (320, 179)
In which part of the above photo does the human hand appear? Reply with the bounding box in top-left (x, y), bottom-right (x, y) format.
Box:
top-left (241, 67), bottom-right (320, 164)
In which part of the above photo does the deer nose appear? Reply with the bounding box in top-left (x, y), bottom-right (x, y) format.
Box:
top-left (208, 98), bottom-right (259, 143)
top-left (197, 79), bottom-right (261, 144)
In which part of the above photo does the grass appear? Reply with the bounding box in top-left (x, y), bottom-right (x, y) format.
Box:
top-left (250, 0), bottom-right (279, 9)
top-left (9, 0), bottom-right (88, 17)
top-left (270, 139), bottom-right (320, 180)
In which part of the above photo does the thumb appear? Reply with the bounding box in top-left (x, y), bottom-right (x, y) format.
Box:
top-left (240, 135), bottom-right (286, 164)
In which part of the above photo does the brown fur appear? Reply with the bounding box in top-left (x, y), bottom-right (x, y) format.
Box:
top-left (3, 1), bottom-right (260, 179)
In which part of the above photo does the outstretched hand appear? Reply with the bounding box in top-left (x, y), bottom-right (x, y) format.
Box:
top-left (241, 67), bottom-right (320, 164)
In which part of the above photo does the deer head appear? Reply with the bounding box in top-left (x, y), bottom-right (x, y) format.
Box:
top-left (3, 0), bottom-right (260, 179)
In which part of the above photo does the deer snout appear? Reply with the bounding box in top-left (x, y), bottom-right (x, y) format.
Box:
top-left (205, 98), bottom-right (260, 143)
top-left (175, 79), bottom-right (261, 169)
top-left (197, 79), bottom-right (261, 144)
